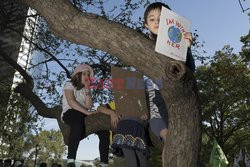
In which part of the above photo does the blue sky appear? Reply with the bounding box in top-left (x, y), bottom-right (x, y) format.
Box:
top-left (42, 0), bottom-right (250, 160)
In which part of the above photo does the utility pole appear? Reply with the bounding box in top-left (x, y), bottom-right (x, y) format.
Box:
top-left (34, 144), bottom-right (39, 167)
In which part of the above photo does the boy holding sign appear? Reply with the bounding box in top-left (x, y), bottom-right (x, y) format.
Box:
top-left (144, 2), bottom-right (195, 69)
top-left (143, 2), bottom-right (195, 144)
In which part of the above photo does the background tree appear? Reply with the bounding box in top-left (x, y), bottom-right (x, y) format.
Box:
top-left (0, 1), bottom-right (42, 159)
top-left (197, 33), bottom-right (250, 165)
top-left (24, 130), bottom-right (66, 166)
top-left (0, 84), bottom-right (40, 159)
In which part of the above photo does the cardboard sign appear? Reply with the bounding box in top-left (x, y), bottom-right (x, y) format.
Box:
top-left (155, 6), bottom-right (191, 61)
top-left (111, 66), bottom-right (148, 118)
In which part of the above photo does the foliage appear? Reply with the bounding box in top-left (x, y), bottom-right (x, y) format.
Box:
top-left (197, 35), bottom-right (250, 165)
top-left (24, 130), bottom-right (66, 166)
top-left (148, 147), bottom-right (162, 167)
top-left (0, 81), bottom-right (40, 159)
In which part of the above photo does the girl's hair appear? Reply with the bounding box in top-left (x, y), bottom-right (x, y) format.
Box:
top-left (144, 2), bottom-right (171, 41)
top-left (144, 2), bottom-right (171, 24)
top-left (71, 72), bottom-right (84, 90)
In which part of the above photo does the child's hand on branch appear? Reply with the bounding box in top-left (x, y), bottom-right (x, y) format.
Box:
top-left (110, 111), bottom-right (119, 128)
top-left (85, 111), bottom-right (94, 115)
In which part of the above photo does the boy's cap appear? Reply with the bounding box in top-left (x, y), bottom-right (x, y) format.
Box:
top-left (71, 64), bottom-right (94, 78)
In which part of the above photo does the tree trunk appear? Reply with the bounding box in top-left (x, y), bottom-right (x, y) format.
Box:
top-left (13, 0), bottom-right (201, 166)
top-left (162, 65), bottom-right (201, 166)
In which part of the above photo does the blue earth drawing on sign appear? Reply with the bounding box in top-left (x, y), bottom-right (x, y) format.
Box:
top-left (168, 26), bottom-right (182, 43)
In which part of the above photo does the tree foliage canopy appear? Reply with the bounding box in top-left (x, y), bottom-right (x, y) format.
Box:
top-left (197, 32), bottom-right (250, 165)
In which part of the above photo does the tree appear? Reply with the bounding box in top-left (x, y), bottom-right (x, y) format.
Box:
top-left (23, 130), bottom-right (66, 166)
top-left (197, 34), bottom-right (250, 165)
top-left (0, 82), bottom-right (40, 159)
top-left (1, 0), bottom-right (201, 166)
top-left (0, 1), bottom-right (43, 159)
top-left (240, 32), bottom-right (250, 63)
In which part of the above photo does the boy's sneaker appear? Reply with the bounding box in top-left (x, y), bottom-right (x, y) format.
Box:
top-left (67, 162), bottom-right (76, 167)
top-left (99, 162), bottom-right (108, 167)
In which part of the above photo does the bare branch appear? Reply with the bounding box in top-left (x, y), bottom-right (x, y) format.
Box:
top-left (238, 0), bottom-right (250, 13)
top-left (4, 25), bottom-right (71, 79)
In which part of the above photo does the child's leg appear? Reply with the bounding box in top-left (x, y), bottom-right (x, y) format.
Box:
top-left (159, 128), bottom-right (168, 143)
top-left (160, 128), bottom-right (168, 165)
top-left (63, 109), bottom-right (86, 160)
top-left (135, 150), bottom-right (147, 167)
top-left (149, 118), bottom-right (167, 141)
top-left (96, 130), bottom-right (110, 164)
top-left (122, 148), bottom-right (139, 167)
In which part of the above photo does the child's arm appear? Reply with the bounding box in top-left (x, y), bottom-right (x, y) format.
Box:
top-left (83, 77), bottom-right (92, 109)
top-left (64, 89), bottom-right (93, 115)
top-left (186, 48), bottom-right (195, 72)
top-left (184, 32), bottom-right (195, 72)
top-left (97, 105), bottom-right (119, 128)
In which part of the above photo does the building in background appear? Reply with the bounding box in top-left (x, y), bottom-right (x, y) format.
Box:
top-left (0, 0), bottom-right (45, 159)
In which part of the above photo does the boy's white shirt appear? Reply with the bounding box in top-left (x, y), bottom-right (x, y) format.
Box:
top-left (155, 6), bottom-right (191, 61)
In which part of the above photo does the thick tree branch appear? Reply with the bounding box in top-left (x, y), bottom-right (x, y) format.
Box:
top-left (14, 83), bottom-right (57, 118)
top-left (15, 0), bottom-right (189, 81)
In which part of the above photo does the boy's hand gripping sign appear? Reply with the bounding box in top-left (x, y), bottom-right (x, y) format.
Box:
top-left (155, 6), bottom-right (191, 61)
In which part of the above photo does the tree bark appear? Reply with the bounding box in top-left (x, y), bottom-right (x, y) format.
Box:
top-left (14, 0), bottom-right (201, 166)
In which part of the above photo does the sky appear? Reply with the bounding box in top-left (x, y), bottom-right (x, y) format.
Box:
top-left (42, 0), bottom-right (250, 160)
